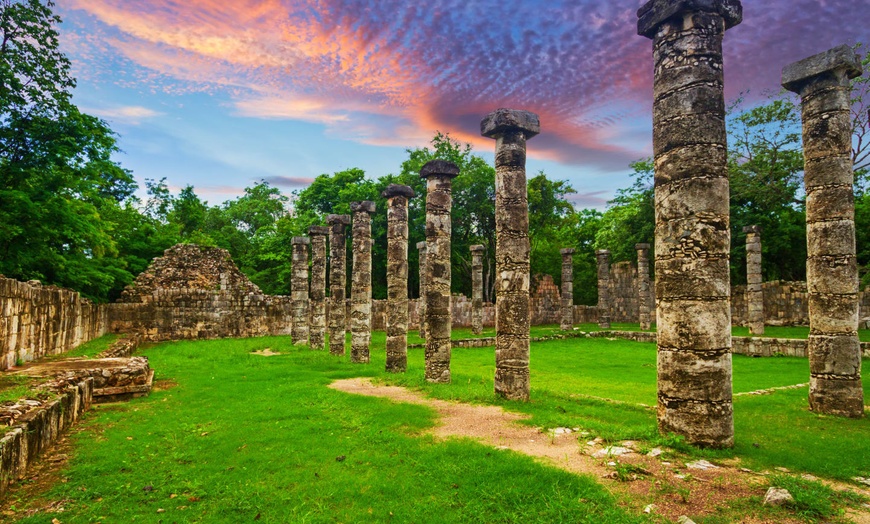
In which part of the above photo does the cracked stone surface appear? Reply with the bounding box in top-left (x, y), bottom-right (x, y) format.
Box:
top-left (290, 236), bottom-right (310, 346)
top-left (350, 201), bottom-right (376, 363)
top-left (743, 226), bottom-right (764, 335)
top-left (326, 214), bottom-right (351, 356)
top-left (309, 226), bottom-right (329, 351)
top-left (560, 248), bottom-right (575, 331)
top-left (596, 250), bottom-right (612, 329)
top-left (417, 241), bottom-right (428, 340)
top-left (471, 245), bottom-right (486, 335)
top-left (383, 184), bottom-right (415, 373)
top-left (636, 243), bottom-right (652, 331)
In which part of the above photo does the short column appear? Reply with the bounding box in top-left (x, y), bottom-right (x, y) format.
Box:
top-left (742, 226), bottom-right (764, 335)
top-left (327, 214), bottom-right (351, 356)
top-left (560, 248), bottom-right (575, 331)
top-left (635, 243), bottom-right (652, 331)
top-left (470, 245), bottom-right (486, 335)
top-left (350, 201), bottom-right (376, 364)
top-left (308, 226), bottom-right (330, 351)
top-left (417, 241), bottom-right (428, 339)
top-left (383, 184), bottom-right (415, 373)
top-left (291, 236), bottom-right (311, 346)
top-left (596, 249), bottom-right (611, 329)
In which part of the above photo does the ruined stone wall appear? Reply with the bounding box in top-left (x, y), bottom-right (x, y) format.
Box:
top-left (0, 277), bottom-right (107, 370)
top-left (731, 281), bottom-right (809, 326)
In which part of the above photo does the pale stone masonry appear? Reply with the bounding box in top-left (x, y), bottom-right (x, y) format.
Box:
top-left (383, 184), bottom-right (415, 373)
top-left (308, 226), bottom-right (329, 351)
top-left (783, 44), bottom-right (865, 418)
top-left (743, 226), bottom-right (764, 335)
top-left (481, 108), bottom-right (539, 401)
top-left (638, 0), bottom-right (741, 447)
top-left (417, 241), bottom-right (428, 339)
top-left (421, 160), bottom-right (459, 383)
top-left (350, 201), bottom-right (376, 363)
top-left (327, 214), bottom-right (351, 356)
top-left (596, 249), bottom-right (612, 329)
top-left (635, 243), bottom-right (652, 330)
top-left (471, 245), bottom-right (486, 335)
top-left (290, 236), bottom-right (310, 346)
top-left (560, 248), bottom-right (575, 330)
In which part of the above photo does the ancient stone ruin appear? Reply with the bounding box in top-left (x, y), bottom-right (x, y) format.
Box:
top-left (596, 249), bottom-right (612, 329)
top-left (482, 108), bottom-right (539, 401)
top-left (743, 226), bottom-right (764, 335)
top-left (383, 184), bottom-right (415, 373)
top-left (560, 248), bottom-right (575, 331)
top-left (309, 226), bottom-right (330, 351)
top-left (421, 160), bottom-right (459, 383)
top-left (327, 214), bottom-right (351, 356)
top-left (783, 44), bottom-right (865, 418)
top-left (350, 201), bottom-right (376, 364)
top-left (638, 0), bottom-right (742, 447)
top-left (470, 245), bottom-right (485, 335)
top-left (417, 241), bottom-right (428, 339)
top-left (291, 236), bottom-right (311, 346)
top-left (635, 243), bottom-right (651, 330)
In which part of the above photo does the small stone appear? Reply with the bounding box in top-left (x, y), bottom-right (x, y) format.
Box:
top-left (607, 461), bottom-right (617, 467)
top-left (677, 517), bottom-right (697, 524)
top-left (593, 446), bottom-right (632, 458)
top-left (854, 476), bottom-right (870, 487)
top-left (774, 467), bottom-right (790, 473)
top-left (675, 474), bottom-right (688, 480)
top-left (335, 455), bottom-right (346, 462)
top-left (647, 447), bottom-right (662, 458)
top-left (156, 508), bottom-right (165, 513)
top-left (801, 474), bottom-right (818, 481)
top-left (763, 487), bottom-right (794, 507)
top-left (686, 460), bottom-right (718, 470)
top-left (643, 504), bottom-right (656, 514)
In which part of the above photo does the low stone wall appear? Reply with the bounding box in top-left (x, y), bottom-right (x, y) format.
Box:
top-left (98, 335), bottom-right (140, 358)
top-left (0, 377), bottom-right (93, 497)
top-left (0, 277), bottom-right (107, 370)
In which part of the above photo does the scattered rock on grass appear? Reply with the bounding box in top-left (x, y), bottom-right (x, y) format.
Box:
top-left (643, 504), bottom-right (656, 514)
top-left (763, 487), bottom-right (794, 507)
top-left (677, 516), bottom-right (696, 524)
top-left (686, 460), bottom-right (718, 470)
top-left (593, 446), bottom-right (632, 458)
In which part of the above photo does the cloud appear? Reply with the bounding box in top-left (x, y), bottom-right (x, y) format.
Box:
top-left (85, 105), bottom-right (163, 125)
top-left (262, 175), bottom-right (316, 188)
top-left (567, 190), bottom-right (611, 209)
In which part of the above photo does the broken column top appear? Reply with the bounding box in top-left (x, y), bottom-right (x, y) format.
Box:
top-left (635, 243), bottom-right (651, 250)
top-left (326, 214), bottom-right (351, 225)
top-left (420, 160), bottom-right (459, 179)
top-left (637, 0), bottom-right (742, 38)
top-left (480, 108), bottom-right (541, 139)
top-left (560, 248), bottom-right (576, 255)
top-left (742, 225), bottom-right (762, 234)
top-left (596, 249), bottom-right (611, 256)
top-left (381, 184), bottom-right (416, 199)
top-left (470, 245), bottom-right (485, 253)
top-left (350, 201), bottom-right (376, 214)
top-left (782, 44), bottom-right (863, 93)
top-left (416, 241), bottom-right (427, 250)
top-left (308, 225), bottom-right (330, 236)
top-left (291, 236), bottom-right (310, 245)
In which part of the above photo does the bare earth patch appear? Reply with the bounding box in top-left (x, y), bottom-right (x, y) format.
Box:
top-left (330, 377), bottom-right (869, 523)
top-left (250, 348), bottom-right (281, 357)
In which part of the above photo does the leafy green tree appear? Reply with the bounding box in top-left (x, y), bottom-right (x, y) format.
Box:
top-left (594, 159), bottom-right (655, 265)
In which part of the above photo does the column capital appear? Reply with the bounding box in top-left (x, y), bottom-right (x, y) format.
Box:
top-left (741, 225), bottom-right (762, 235)
top-left (382, 183), bottom-right (416, 199)
top-left (470, 245), bottom-right (486, 254)
top-left (350, 201), bottom-right (376, 214)
top-left (291, 236), bottom-right (310, 245)
top-left (782, 44), bottom-right (862, 94)
top-left (596, 249), bottom-right (611, 257)
top-left (308, 225), bottom-right (330, 236)
top-left (560, 248), bottom-right (575, 256)
top-left (637, 0), bottom-right (742, 39)
top-left (480, 108), bottom-right (540, 139)
top-left (635, 243), bottom-right (651, 250)
top-left (326, 214), bottom-right (351, 226)
top-left (420, 160), bottom-right (459, 180)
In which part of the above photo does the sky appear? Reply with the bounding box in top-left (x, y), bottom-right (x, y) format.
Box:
top-left (57, 0), bottom-right (870, 210)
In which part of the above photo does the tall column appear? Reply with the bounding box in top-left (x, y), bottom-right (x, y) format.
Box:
top-left (291, 236), bottom-right (310, 346)
top-left (636, 243), bottom-right (652, 331)
top-left (327, 214), bottom-right (351, 356)
top-left (383, 184), bottom-right (415, 373)
top-left (481, 108), bottom-right (539, 402)
top-left (470, 245), bottom-right (485, 335)
top-left (638, 0), bottom-right (741, 447)
top-left (560, 248), bottom-right (575, 331)
top-left (743, 226), bottom-right (764, 335)
top-left (416, 241), bottom-right (428, 339)
top-left (596, 249), bottom-right (612, 329)
top-left (308, 226), bottom-right (329, 351)
top-left (350, 201), bottom-right (375, 364)
top-left (783, 45), bottom-right (864, 418)
top-left (420, 160), bottom-right (459, 383)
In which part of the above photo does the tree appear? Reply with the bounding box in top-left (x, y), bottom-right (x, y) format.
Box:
top-left (595, 159), bottom-right (655, 265)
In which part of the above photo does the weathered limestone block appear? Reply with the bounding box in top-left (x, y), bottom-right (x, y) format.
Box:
top-left (291, 236), bottom-right (310, 346)
top-left (383, 184), bottom-right (415, 373)
top-left (482, 108), bottom-right (539, 401)
top-left (560, 248), bottom-right (575, 330)
top-left (350, 201), bottom-right (376, 363)
top-left (636, 243), bottom-right (652, 330)
top-left (421, 161), bottom-right (459, 383)
top-left (417, 241), bottom-right (428, 338)
top-left (309, 226), bottom-right (330, 351)
top-left (471, 245), bottom-right (486, 335)
top-left (743, 226), bottom-right (764, 335)
top-left (783, 44), bottom-right (864, 417)
top-left (638, 0), bottom-right (741, 447)
top-left (327, 214), bottom-right (351, 356)
top-left (596, 250), bottom-right (612, 329)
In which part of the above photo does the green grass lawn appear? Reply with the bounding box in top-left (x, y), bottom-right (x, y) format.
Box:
top-left (7, 330), bottom-right (870, 523)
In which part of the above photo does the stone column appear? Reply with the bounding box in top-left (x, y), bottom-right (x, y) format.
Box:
top-left (742, 226), bottom-right (764, 336)
top-left (635, 243), bottom-right (652, 331)
top-left (639, 0), bottom-right (741, 448)
top-left (481, 108), bottom-right (539, 401)
top-left (308, 226), bottom-right (329, 351)
top-left (327, 214), bottom-right (351, 356)
top-left (350, 201), bottom-right (375, 363)
top-left (383, 184), bottom-right (415, 373)
top-left (783, 45), bottom-right (864, 418)
top-left (470, 245), bottom-right (485, 335)
top-left (416, 241), bottom-right (427, 339)
top-left (596, 249), bottom-right (611, 329)
top-left (291, 236), bottom-right (310, 346)
top-left (420, 160), bottom-right (459, 383)
top-left (560, 248), bottom-right (575, 331)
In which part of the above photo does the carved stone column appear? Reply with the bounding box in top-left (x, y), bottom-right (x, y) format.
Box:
top-left (596, 249), bottom-right (612, 329)
top-left (421, 161), bottom-right (458, 383)
top-left (327, 214), bottom-right (350, 356)
top-left (383, 184), bottom-right (415, 373)
top-left (350, 201), bottom-right (375, 363)
top-left (481, 108), bottom-right (539, 401)
top-left (783, 44), bottom-right (864, 417)
top-left (416, 241), bottom-right (427, 339)
top-left (560, 248), bottom-right (575, 331)
top-left (291, 236), bottom-right (310, 346)
top-left (635, 243), bottom-right (652, 331)
top-left (742, 226), bottom-right (764, 336)
top-left (638, 0), bottom-right (742, 447)
top-left (308, 226), bottom-right (329, 351)
top-left (470, 245), bottom-right (486, 335)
